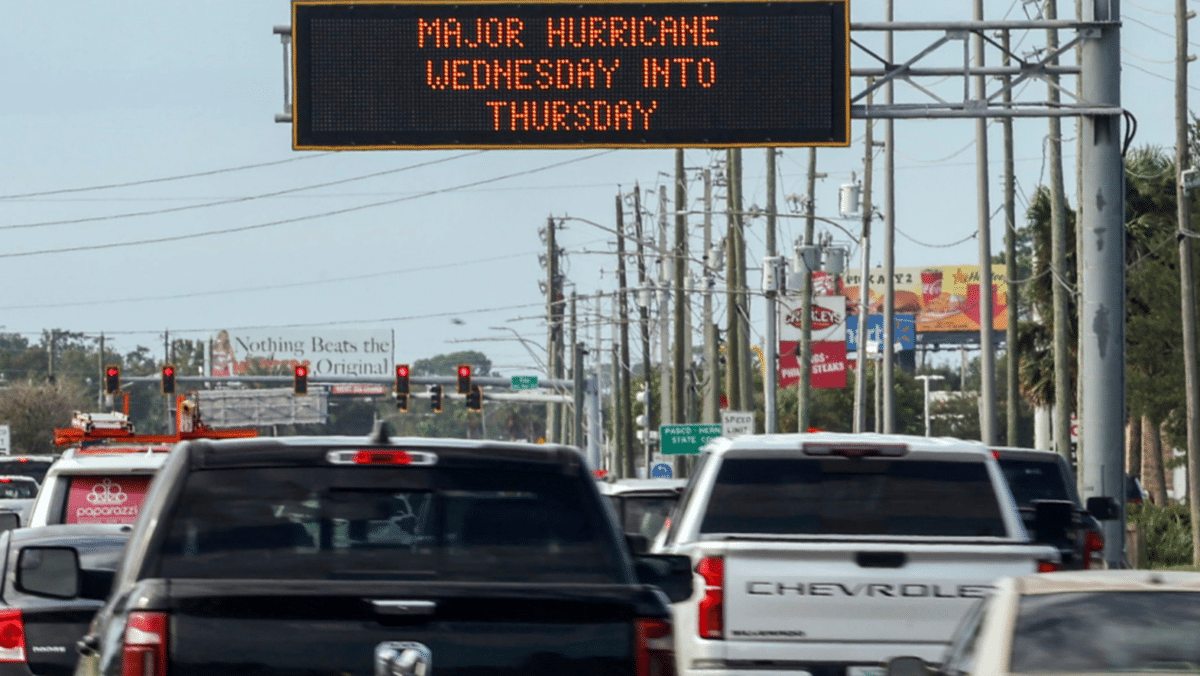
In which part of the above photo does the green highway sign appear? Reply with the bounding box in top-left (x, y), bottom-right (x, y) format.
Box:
top-left (511, 375), bottom-right (540, 390)
top-left (660, 423), bottom-right (723, 455)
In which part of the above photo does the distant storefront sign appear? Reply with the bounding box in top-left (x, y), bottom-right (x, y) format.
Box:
top-left (846, 314), bottom-right (916, 354)
top-left (778, 295), bottom-right (847, 343)
top-left (778, 340), bottom-right (847, 389)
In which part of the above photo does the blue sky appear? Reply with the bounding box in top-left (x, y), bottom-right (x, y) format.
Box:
top-left (0, 0), bottom-right (1191, 377)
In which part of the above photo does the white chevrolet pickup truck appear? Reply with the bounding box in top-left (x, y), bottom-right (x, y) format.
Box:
top-left (655, 432), bottom-right (1062, 676)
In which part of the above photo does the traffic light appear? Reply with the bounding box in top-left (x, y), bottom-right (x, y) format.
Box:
top-left (395, 364), bottom-right (410, 396)
top-left (466, 384), bottom-right (482, 412)
top-left (104, 365), bottom-right (121, 395)
top-left (293, 365), bottom-right (309, 395)
top-left (457, 364), bottom-right (472, 394)
top-left (161, 365), bottom-right (177, 395)
top-left (430, 384), bottom-right (443, 413)
top-left (396, 393), bottom-right (409, 413)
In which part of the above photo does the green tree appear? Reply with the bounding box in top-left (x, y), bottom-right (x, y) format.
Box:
top-left (0, 380), bottom-right (90, 454)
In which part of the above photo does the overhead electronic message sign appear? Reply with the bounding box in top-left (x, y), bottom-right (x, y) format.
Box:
top-left (291, 0), bottom-right (849, 149)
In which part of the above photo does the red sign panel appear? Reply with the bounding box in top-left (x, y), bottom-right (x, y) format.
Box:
top-left (66, 476), bottom-right (152, 525)
top-left (779, 340), bottom-right (847, 389)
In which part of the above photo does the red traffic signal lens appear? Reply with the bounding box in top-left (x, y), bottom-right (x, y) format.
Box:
top-left (162, 366), bottom-right (175, 377)
top-left (458, 365), bottom-right (471, 378)
top-left (106, 367), bottom-right (119, 377)
top-left (397, 365), bottom-right (409, 378)
top-left (295, 366), bottom-right (308, 377)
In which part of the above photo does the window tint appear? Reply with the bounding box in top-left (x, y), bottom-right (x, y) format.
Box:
top-left (65, 475), bottom-right (152, 525)
top-left (1010, 591), bottom-right (1200, 672)
top-left (0, 481), bottom-right (36, 500)
top-left (998, 459), bottom-right (1071, 508)
top-left (0, 461), bottom-right (52, 485)
top-left (701, 458), bottom-right (1005, 537)
top-left (156, 466), bottom-right (623, 583)
top-left (620, 496), bottom-right (677, 541)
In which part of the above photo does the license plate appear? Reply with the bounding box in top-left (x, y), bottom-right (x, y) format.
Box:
top-left (847, 666), bottom-right (884, 676)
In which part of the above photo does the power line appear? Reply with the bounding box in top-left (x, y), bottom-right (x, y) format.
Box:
top-left (0, 153), bottom-right (332, 200)
top-left (0, 152), bottom-right (483, 231)
top-left (0, 151), bottom-right (617, 260)
top-left (0, 250), bottom-right (541, 311)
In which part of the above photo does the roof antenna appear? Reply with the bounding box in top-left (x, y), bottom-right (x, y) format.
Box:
top-left (370, 419), bottom-right (392, 444)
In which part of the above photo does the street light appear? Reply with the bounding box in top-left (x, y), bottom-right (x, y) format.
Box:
top-left (915, 375), bottom-right (945, 437)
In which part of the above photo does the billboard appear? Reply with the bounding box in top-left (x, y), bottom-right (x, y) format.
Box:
top-left (291, 0), bottom-right (849, 149)
top-left (211, 329), bottom-right (394, 378)
top-left (838, 265), bottom-right (1009, 333)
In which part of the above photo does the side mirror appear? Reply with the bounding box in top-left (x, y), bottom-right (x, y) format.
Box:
top-left (887, 656), bottom-right (933, 676)
top-left (1086, 496), bottom-right (1120, 521)
top-left (634, 554), bottom-right (693, 603)
top-left (0, 512), bottom-right (20, 534)
top-left (16, 546), bottom-right (80, 599)
top-left (1031, 500), bottom-right (1074, 543)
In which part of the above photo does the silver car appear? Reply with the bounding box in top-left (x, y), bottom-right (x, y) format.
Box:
top-left (0, 475), bottom-right (40, 526)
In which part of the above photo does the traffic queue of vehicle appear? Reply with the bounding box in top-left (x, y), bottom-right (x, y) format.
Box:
top-left (0, 419), bottom-right (1194, 676)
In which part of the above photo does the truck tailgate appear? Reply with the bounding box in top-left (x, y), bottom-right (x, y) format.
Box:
top-left (721, 541), bottom-right (1046, 646)
top-left (164, 580), bottom-right (653, 676)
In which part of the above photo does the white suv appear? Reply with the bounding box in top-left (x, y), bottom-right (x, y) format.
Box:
top-left (27, 445), bottom-right (171, 527)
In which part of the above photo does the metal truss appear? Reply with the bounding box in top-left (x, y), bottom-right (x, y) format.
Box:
top-left (849, 19), bottom-right (1122, 119)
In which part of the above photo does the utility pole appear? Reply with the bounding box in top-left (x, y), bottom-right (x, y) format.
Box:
top-left (1002, 28), bottom-right (1020, 446)
top-left (545, 216), bottom-right (561, 443)
top-left (659, 185), bottom-right (672, 426)
top-left (673, 149), bottom-right (688, 427)
top-left (1175, 0), bottom-right (1200, 564)
top-left (974, 0), bottom-right (996, 446)
top-left (568, 291), bottom-right (578, 445)
top-left (854, 98), bottom-right (875, 434)
top-left (725, 152), bottom-right (742, 414)
top-left (97, 333), bottom-right (106, 408)
top-left (702, 169), bottom-right (719, 424)
top-left (764, 148), bottom-right (779, 432)
top-left (798, 149), bottom-right (818, 432)
top-left (732, 149), bottom-right (753, 414)
top-left (1078, 0), bottom-right (1125, 568)
top-left (615, 194), bottom-right (635, 477)
top-left (47, 329), bottom-right (57, 385)
top-left (1048, 0), bottom-right (1073, 463)
top-left (633, 185), bottom-right (654, 472)
top-left (881, 0), bottom-right (896, 433)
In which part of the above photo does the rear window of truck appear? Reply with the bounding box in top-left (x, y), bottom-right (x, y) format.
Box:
top-left (156, 466), bottom-right (623, 583)
top-left (701, 458), bottom-right (1006, 537)
top-left (65, 475), bottom-right (152, 525)
top-left (997, 458), bottom-right (1072, 508)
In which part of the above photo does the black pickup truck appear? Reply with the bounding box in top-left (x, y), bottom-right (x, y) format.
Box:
top-left (34, 427), bottom-right (691, 676)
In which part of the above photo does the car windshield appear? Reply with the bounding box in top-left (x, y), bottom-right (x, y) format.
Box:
top-left (998, 458), bottom-right (1072, 508)
top-left (0, 481), bottom-right (36, 500)
top-left (700, 457), bottom-right (1005, 537)
top-left (156, 465), bottom-right (623, 583)
top-left (1010, 591), bottom-right (1200, 673)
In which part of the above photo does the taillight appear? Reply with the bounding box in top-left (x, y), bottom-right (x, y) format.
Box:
top-left (1037, 560), bottom-right (1059, 573)
top-left (0, 609), bottom-right (25, 662)
top-left (122, 611), bottom-right (168, 676)
top-left (696, 556), bottom-right (724, 639)
top-left (1083, 530), bottom-right (1105, 570)
top-left (636, 618), bottom-right (674, 676)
